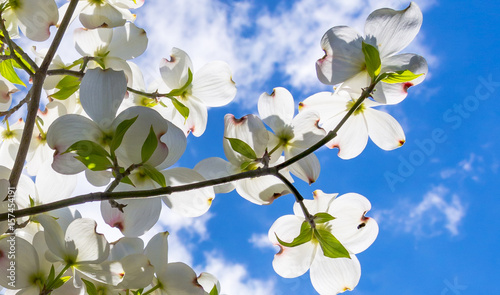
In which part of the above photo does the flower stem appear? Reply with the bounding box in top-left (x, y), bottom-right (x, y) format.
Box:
top-left (273, 172), bottom-right (316, 229)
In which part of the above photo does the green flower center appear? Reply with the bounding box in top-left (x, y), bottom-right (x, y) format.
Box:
top-left (8, 0), bottom-right (21, 9)
top-left (346, 100), bottom-right (366, 116)
top-left (88, 0), bottom-right (105, 5)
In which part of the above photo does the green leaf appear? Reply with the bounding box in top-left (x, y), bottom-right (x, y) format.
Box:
top-left (141, 125), bottom-right (158, 163)
top-left (110, 116), bottom-right (138, 154)
top-left (210, 284), bottom-right (219, 295)
top-left (224, 137), bottom-right (257, 160)
top-left (0, 59), bottom-right (25, 86)
top-left (314, 212), bottom-right (335, 224)
top-left (171, 97), bottom-right (190, 121)
top-left (361, 41), bottom-right (381, 79)
top-left (51, 276), bottom-right (71, 289)
top-left (275, 221), bottom-right (313, 247)
top-left (142, 164), bottom-right (166, 187)
top-left (66, 57), bottom-right (84, 70)
top-left (120, 175), bottom-right (135, 187)
top-left (81, 278), bottom-right (98, 295)
top-left (75, 154), bottom-right (113, 171)
top-left (51, 75), bottom-right (81, 100)
top-left (313, 228), bottom-right (350, 259)
top-left (46, 265), bottom-right (55, 285)
top-left (167, 68), bottom-right (193, 97)
top-left (11, 50), bottom-right (35, 73)
top-left (63, 140), bottom-right (111, 158)
top-left (380, 69), bottom-right (424, 84)
top-left (132, 289), bottom-right (144, 295)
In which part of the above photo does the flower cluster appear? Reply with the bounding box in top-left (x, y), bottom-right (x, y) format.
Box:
top-left (0, 1), bottom-right (428, 294)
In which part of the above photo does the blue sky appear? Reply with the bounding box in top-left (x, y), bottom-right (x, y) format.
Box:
top-left (127, 0), bottom-right (498, 294)
top-left (4, 0), bottom-right (500, 294)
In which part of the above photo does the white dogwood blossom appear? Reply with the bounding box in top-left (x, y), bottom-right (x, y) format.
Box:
top-left (74, 22), bottom-right (148, 85)
top-left (195, 114), bottom-right (291, 205)
top-left (316, 2), bottom-right (427, 104)
top-left (1, 0), bottom-right (59, 41)
top-left (59, 0), bottom-right (143, 29)
top-left (269, 191), bottom-right (378, 294)
top-left (300, 87), bottom-right (406, 159)
top-left (158, 47), bottom-right (237, 136)
top-left (258, 87), bottom-right (324, 184)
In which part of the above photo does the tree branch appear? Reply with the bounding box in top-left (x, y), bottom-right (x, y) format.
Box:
top-left (8, 0), bottom-right (80, 189)
top-left (0, 88), bottom-right (33, 118)
top-left (0, 80), bottom-right (378, 221)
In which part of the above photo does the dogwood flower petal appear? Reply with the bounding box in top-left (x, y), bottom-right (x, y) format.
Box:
top-left (0, 236), bottom-right (40, 289)
top-left (162, 168), bottom-right (215, 217)
top-left (101, 191), bottom-right (162, 237)
top-left (191, 61), bottom-right (236, 107)
top-left (293, 190), bottom-right (338, 217)
top-left (316, 26), bottom-right (365, 85)
top-left (76, 260), bottom-right (124, 286)
top-left (159, 120), bottom-right (188, 170)
top-left (310, 251), bottom-right (361, 294)
top-left (194, 157), bottom-right (236, 194)
top-left (223, 114), bottom-right (269, 165)
top-left (329, 115), bottom-right (368, 160)
top-left (269, 214), bottom-right (316, 278)
top-left (156, 262), bottom-right (205, 295)
top-left (35, 160), bottom-right (77, 203)
top-left (364, 107), bottom-right (405, 151)
top-left (112, 106), bottom-right (170, 168)
top-left (197, 272), bottom-right (221, 294)
top-left (364, 2), bottom-right (423, 58)
top-left (236, 175), bottom-right (289, 205)
top-left (144, 231), bottom-right (169, 275)
top-left (9, 0), bottom-right (59, 42)
top-left (64, 218), bottom-right (110, 263)
top-left (106, 23), bottom-right (148, 60)
top-left (110, 237), bottom-right (144, 261)
top-left (373, 53), bottom-right (428, 104)
top-left (159, 47), bottom-right (193, 90)
top-left (74, 27), bottom-right (113, 57)
top-left (0, 77), bottom-right (18, 112)
top-left (258, 87), bottom-right (294, 132)
top-left (117, 254), bottom-right (155, 289)
top-left (328, 193), bottom-right (379, 254)
top-left (285, 148), bottom-right (320, 184)
top-left (46, 114), bottom-right (103, 174)
top-left (79, 2), bottom-right (127, 29)
top-left (80, 68), bottom-right (127, 130)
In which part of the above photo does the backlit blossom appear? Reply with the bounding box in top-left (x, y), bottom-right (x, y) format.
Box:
top-left (316, 2), bottom-right (427, 104)
top-left (300, 87), bottom-right (406, 159)
top-left (269, 190), bottom-right (378, 294)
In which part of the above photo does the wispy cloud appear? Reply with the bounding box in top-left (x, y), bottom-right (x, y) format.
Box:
top-left (374, 185), bottom-right (467, 237)
top-left (135, 0), bottom-right (437, 107)
top-left (249, 233), bottom-right (277, 251)
top-left (440, 153), bottom-right (483, 181)
top-left (199, 251), bottom-right (276, 295)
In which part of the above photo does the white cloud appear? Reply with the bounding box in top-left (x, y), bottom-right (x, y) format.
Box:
top-left (249, 232), bottom-right (277, 251)
top-left (374, 186), bottom-right (466, 236)
top-left (200, 251), bottom-right (277, 295)
top-left (134, 0), bottom-right (437, 108)
top-left (440, 153), bottom-right (483, 181)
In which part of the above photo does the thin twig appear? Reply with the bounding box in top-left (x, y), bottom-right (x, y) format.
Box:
top-left (0, 88), bottom-right (33, 118)
top-left (274, 172), bottom-right (316, 229)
